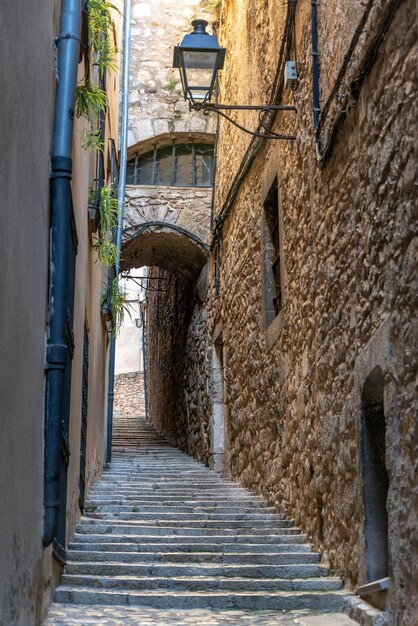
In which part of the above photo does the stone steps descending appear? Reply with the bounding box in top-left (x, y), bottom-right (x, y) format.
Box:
top-left (48, 414), bottom-right (352, 618)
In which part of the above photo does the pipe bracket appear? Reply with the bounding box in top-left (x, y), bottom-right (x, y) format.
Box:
top-left (46, 343), bottom-right (68, 368)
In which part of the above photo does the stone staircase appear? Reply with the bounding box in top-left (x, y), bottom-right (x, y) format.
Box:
top-left (46, 414), bottom-right (352, 622)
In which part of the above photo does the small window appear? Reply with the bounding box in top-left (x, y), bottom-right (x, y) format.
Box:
top-left (127, 142), bottom-right (214, 187)
top-left (263, 177), bottom-right (282, 327)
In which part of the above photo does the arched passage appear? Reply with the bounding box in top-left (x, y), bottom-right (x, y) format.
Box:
top-left (121, 222), bottom-right (208, 281)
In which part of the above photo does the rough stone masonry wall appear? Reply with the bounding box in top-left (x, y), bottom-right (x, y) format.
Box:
top-left (146, 267), bottom-right (212, 461)
top-left (114, 372), bottom-right (145, 416)
top-left (128, 0), bottom-right (216, 148)
top-left (124, 185), bottom-right (212, 245)
top-left (146, 0), bottom-right (417, 624)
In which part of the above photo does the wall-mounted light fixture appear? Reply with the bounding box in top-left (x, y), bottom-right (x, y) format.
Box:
top-left (173, 20), bottom-right (296, 140)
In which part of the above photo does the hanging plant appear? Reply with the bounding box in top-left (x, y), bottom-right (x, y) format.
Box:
top-left (94, 184), bottom-right (132, 335)
top-left (75, 0), bottom-right (120, 151)
top-left (76, 81), bottom-right (107, 120)
top-left (100, 277), bottom-right (131, 336)
top-left (93, 184), bottom-right (119, 267)
top-left (87, 0), bottom-right (119, 75)
top-left (81, 127), bottom-right (105, 152)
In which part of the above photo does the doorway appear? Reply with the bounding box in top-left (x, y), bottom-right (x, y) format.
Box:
top-left (360, 366), bottom-right (389, 583)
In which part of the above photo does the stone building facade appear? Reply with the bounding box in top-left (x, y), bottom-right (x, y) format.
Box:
top-left (144, 1), bottom-right (417, 624)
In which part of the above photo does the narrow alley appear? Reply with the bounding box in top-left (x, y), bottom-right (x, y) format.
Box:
top-left (1, 0), bottom-right (416, 624)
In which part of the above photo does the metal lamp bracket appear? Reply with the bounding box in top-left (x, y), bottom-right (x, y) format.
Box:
top-left (193, 103), bottom-right (297, 140)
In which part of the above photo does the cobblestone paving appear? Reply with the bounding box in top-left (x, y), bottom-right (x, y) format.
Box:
top-left (44, 604), bottom-right (356, 625)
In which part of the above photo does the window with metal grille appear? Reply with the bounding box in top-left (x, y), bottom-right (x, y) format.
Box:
top-left (263, 177), bottom-right (282, 326)
top-left (126, 142), bottom-right (214, 187)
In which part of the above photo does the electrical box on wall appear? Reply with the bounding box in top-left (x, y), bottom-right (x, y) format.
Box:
top-left (284, 60), bottom-right (298, 90)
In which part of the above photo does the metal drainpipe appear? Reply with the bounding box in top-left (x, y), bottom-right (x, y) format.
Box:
top-left (43, 0), bottom-right (82, 547)
top-left (311, 0), bottom-right (322, 159)
top-left (106, 0), bottom-right (132, 463)
top-left (141, 306), bottom-right (148, 420)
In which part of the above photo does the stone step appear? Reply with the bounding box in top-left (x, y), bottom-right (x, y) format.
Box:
top-left (75, 524), bottom-right (302, 536)
top-left (84, 511), bottom-right (287, 522)
top-left (88, 487), bottom-right (263, 495)
top-left (79, 517), bottom-right (295, 529)
top-left (85, 500), bottom-right (271, 509)
top-left (53, 587), bottom-right (348, 611)
top-left (87, 491), bottom-right (266, 499)
top-left (89, 484), bottom-right (257, 491)
top-left (60, 574), bottom-right (343, 592)
top-left (64, 562), bottom-right (329, 579)
top-left (66, 550), bottom-right (320, 565)
top-left (68, 541), bottom-right (312, 553)
top-left (72, 532), bottom-right (309, 544)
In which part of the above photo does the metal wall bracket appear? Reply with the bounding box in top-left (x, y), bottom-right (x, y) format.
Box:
top-left (192, 103), bottom-right (297, 140)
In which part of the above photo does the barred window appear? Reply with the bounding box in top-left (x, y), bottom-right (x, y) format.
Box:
top-left (126, 142), bottom-right (214, 187)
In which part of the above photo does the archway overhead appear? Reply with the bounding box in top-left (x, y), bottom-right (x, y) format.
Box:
top-left (127, 131), bottom-right (216, 160)
top-left (121, 224), bottom-right (208, 282)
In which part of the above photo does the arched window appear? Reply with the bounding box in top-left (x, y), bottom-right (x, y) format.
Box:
top-left (127, 142), bottom-right (214, 187)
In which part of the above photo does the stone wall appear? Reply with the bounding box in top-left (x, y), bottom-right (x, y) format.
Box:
top-left (124, 184), bottom-right (212, 245)
top-left (147, 267), bottom-right (212, 461)
top-left (114, 372), bottom-right (146, 416)
top-left (128, 0), bottom-right (217, 149)
top-left (146, 0), bottom-right (418, 624)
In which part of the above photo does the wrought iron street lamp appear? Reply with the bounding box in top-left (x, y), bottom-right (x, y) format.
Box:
top-left (173, 19), bottom-right (226, 105)
top-left (173, 19), bottom-right (296, 140)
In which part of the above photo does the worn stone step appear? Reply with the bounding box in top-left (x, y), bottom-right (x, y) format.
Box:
top-left (66, 550), bottom-right (319, 565)
top-left (85, 511), bottom-right (287, 522)
top-left (79, 519), bottom-right (295, 531)
top-left (85, 501), bottom-right (272, 511)
top-left (89, 485), bottom-right (257, 492)
top-left (68, 541), bottom-right (312, 553)
top-left (60, 574), bottom-right (343, 592)
top-left (53, 587), bottom-right (348, 611)
top-left (64, 562), bottom-right (329, 579)
top-left (72, 532), bottom-right (309, 544)
top-left (75, 524), bottom-right (302, 536)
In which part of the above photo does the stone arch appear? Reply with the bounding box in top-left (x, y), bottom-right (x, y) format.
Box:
top-left (121, 222), bottom-right (208, 282)
top-left (360, 365), bottom-right (390, 583)
top-left (123, 131), bottom-right (214, 278)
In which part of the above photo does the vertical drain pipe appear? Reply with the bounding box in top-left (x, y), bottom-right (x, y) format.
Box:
top-left (311, 0), bottom-right (322, 159)
top-left (43, 0), bottom-right (82, 546)
top-left (106, 0), bottom-right (132, 463)
top-left (141, 304), bottom-right (148, 420)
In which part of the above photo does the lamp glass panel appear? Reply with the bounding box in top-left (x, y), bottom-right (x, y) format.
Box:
top-left (183, 50), bottom-right (218, 70)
